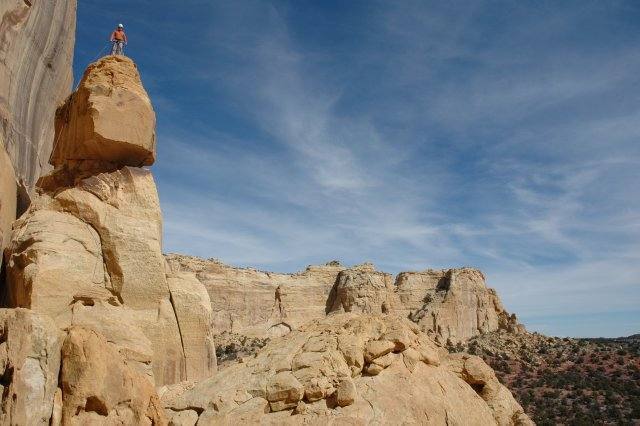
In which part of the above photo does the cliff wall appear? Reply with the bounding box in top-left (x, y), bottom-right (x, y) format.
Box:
top-left (0, 0), bottom-right (76, 262)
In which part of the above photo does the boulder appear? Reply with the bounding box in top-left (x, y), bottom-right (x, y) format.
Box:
top-left (50, 55), bottom-right (156, 169)
top-left (162, 313), bottom-right (532, 425)
top-left (0, 309), bottom-right (63, 426)
top-left (444, 353), bottom-right (532, 426)
top-left (59, 327), bottom-right (166, 425)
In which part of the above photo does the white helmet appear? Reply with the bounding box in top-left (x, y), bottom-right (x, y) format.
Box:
top-left (118, 23), bottom-right (124, 28)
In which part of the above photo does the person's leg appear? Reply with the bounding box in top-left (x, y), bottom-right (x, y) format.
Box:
top-left (116, 41), bottom-right (124, 55)
top-left (111, 42), bottom-right (117, 55)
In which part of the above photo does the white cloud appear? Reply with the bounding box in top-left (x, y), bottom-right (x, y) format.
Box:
top-left (150, 1), bottom-right (639, 336)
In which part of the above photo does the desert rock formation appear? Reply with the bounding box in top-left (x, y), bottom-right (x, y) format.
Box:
top-left (166, 255), bottom-right (344, 338)
top-left (162, 313), bottom-right (532, 425)
top-left (0, 6), bottom-right (535, 425)
top-left (50, 55), bottom-right (156, 169)
top-left (168, 254), bottom-right (524, 345)
top-left (0, 308), bottom-right (63, 425)
top-left (3, 56), bottom-right (216, 389)
top-left (0, 0), bottom-right (76, 264)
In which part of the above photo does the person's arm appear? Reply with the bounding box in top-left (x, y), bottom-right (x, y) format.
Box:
top-left (110, 31), bottom-right (115, 42)
top-left (124, 33), bottom-right (128, 44)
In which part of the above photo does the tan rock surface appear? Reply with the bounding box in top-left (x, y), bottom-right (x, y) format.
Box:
top-left (166, 270), bottom-right (217, 381)
top-left (162, 313), bottom-right (532, 425)
top-left (52, 167), bottom-right (167, 310)
top-left (50, 55), bottom-right (156, 169)
top-left (59, 327), bottom-right (166, 425)
top-left (4, 165), bottom-right (202, 386)
top-left (0, 308), bottom-right (63, 426)
top-left (0, 144), bottom-right (17, 271)
top-left (444, 353), bottom-right (532, 426)
top-left (396, 268), bottom-right (524, 344)
top-left (4, 208), bottom-right (111, 324)
top-left (169, 255), bottom-right (523, 345)
top-left (166, 254), bottom-right (343, 337)
top-left (327, 265), bottom-right (401, 315)
top-left (2, 50), bottom-right (221, 388)
top-left (0, 0), bottom-right (76, 189)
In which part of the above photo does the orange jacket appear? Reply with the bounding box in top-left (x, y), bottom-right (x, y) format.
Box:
top-left (111, 29), bottom-right (127, 42)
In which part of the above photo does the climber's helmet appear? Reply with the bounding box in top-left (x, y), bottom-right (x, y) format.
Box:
top-left (118, 23), bottom-right (124, 29)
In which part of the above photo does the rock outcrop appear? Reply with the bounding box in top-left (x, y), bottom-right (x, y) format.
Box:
top-left (0, 0), bottom-right (76, 265)
top-left (50, 55), bottom-right (156, 169)
top-left (59, 327), bottom-right (166, 425)
top-left (168, 255), bottom-right (524, 345)
top-left (162, 313), bottom-right (532, 425)
top-left (166, 255), bottom-right (344, 338)
top-left (396, 268), bottom-right (525, 344)
top-left (0, 7), bottom-right (533, 425)
top-left (3, 56), bottom-right (216, 388)
top-left (0, 308), bottom-right (63, 425)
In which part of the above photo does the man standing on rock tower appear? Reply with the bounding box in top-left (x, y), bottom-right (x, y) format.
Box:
top-left (110, 23), bottom-right (127, 55)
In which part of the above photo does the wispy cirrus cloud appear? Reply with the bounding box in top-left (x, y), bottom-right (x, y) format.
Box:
top-left (76, 1), bottom-right (640, 336)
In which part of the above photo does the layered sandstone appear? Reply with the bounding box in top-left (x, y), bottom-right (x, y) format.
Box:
top-left (162, 313), bottom-right (532, 425)
top-left (168, 254), bottom-right (524, 345)
top-left (3, 56), bottom-right (216, 388)
top-left (0, 0), bottom-right (76, 264)
top-left (166, 255), bottom-right (344, 338)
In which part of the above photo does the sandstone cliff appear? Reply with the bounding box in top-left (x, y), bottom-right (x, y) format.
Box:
top-left (0, 0), bottom-right (76, 265)
top-left (168, 254), bottom-right (524, 345)
top-left (3, 57), bottom-right (216, 424)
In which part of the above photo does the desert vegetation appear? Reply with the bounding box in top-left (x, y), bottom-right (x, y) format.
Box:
top-left (452, 333), bottom-right (640, 425)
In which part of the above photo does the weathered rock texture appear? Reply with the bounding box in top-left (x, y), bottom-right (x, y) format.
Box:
top-left (0, 144), bottom-right (16, 271)
top-left (0, 308), bottom-right (63, 425)
top-left (161, 313), bottom-right (532, 425)
top-left (3, 56), bottom-right (215, 388)
top-left (0, 0), bottom-right (76, 263)
top-left (396, 268), bottom-right (524, 344)
top-left (166, 255), bottom-right (344, 338)
top-left (50, 55), bottom-right (156, 169)
top-left (168, 254), bottom-right (524, 345)
top-left (60, 327), bottom-right (166, 425)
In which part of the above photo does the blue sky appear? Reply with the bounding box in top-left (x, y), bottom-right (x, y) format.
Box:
top-left (73, 1), bottom-right (640, 338)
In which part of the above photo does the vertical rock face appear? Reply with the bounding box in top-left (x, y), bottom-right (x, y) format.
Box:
top-left (166, 254), bottom-right (343, 337)
top-left (170, 255), bottom-right (524, 345)
top-left (3, 56), bottom-right (216, 388)
top-left (0, 308), bottom-right (63, 426)
top-left (0, 146), bottom-right (16, 271)
top-left (396, 268), bottom-right (524, 344)
top-left (0, 0), bottom-right (76, 265)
